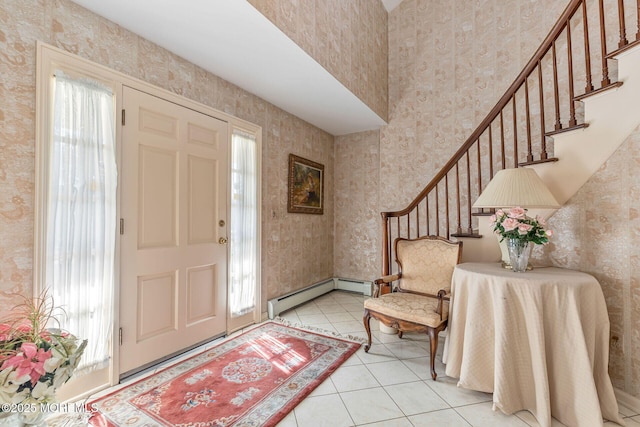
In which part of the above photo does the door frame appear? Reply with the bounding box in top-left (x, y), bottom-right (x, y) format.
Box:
top-left (35, 43), bottom-right (262, 398)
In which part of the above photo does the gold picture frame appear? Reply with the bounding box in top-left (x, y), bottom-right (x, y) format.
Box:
top-left (287, 154), bottom-right (324, 214)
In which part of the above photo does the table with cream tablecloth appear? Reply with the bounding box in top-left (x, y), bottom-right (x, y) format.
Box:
top-left (442, 262), bottom-right (624, 427)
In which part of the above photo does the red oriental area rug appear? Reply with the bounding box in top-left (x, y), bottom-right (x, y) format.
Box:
top-left (88, 322), bottom-right (361, 426)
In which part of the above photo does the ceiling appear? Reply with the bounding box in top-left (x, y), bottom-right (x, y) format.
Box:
top-left (70, 0), bottom-right (393, 136)
top-left (382, 0), bottom-right (404, 12)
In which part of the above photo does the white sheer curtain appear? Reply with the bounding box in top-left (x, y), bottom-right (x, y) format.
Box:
top-left (45, 72), bottom-right (116, 372)
top-left (229, 130), bottom-right (258, 317)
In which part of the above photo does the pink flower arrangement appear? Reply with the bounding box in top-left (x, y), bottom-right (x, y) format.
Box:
top-left (0, 293), bottom-right (86, 411)
top-left (3, 342), bottom-right (52, 386)
top-left (489, 207), bottom-right (553, 245)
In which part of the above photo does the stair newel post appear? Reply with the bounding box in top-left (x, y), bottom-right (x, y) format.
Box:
top-left (567, 18), bottom-right (578, 126)
top-left (488, 123), bottom-right (494, 179)
top-left (426, 195), bottom-right (430, 235)
top-left (552, 40), bottom-right (562, 131)
top-left (537, 60), bottom-right (548, 160)
top-left (500, 110), bottom-right (504, 169)
top-left (618, 0), bottom-right (629, 48)
top-left (599, 0), bottom-right (612, 86)
top-left (395, 216), bottom-right (400, 275)
top-left (476, 138), bottom-right (482, 198)
top-left (381, 212), bottom-right (389, 276)
top-left (524, 77), bottom-right (533, 165)
top-left (465, 151), bottom-right (472, 235)
top-left (445, 173), bottom-right (450, 239)
top-left (455, 162), bottom-right (462, 235)
top-left (476, 138), bottom-right (483, 223)
top-left (435, 183), bottom-right (440, 236)
top-left (583, 0), bottom-right (595, 93)
top-left (512, 97), bottom-right (518, 169)
top-left (636, 0), bottom-right (640, 41)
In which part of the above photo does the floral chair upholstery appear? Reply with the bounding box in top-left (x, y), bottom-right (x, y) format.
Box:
top-left (363, 235), bottom-right (462, 380)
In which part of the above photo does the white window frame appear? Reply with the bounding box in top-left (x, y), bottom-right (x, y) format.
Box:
top-left (35, 42), bottom-right (123, 400)
top-left (227, 122), bottom-right (262, 332)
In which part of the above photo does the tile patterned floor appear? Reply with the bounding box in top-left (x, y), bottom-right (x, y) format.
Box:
top-left (85, 290), bottom-right (638, 427)
top-left (273, 290), bottom-right (639, 427)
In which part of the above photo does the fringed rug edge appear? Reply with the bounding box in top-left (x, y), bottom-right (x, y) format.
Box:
top-left (272, 316), bottom-right (367, 345)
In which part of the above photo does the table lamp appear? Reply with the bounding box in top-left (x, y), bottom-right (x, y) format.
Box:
top-left (472, 168), bottom-right (560, 267)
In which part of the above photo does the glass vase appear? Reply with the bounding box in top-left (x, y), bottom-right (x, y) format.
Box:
top-left (0, 412), bottom-right (20, 427)
top-left (506, 238), bottom-right (533, 273)
top-left (19, 409), bottom-right (47, 427)
top-left (0, 411), bottom-right (44, 427)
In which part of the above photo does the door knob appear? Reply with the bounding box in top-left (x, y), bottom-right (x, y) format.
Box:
top-left (218, 237), bottom-right (228, 244)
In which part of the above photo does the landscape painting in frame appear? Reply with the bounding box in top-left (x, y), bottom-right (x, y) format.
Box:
top-left (288, 154), bottom-right (324, 214)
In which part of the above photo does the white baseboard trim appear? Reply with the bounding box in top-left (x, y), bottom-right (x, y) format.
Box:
top-left (267, 277), bottom-right (372, 319)
top-left (615, 387), bottom-right (640, 414)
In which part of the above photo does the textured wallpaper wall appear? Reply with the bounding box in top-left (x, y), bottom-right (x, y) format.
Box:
top-left (332, 0), bottom-right (572, 281)
top-left (335, 0), bottom-right (638, 399)
top-left (334, 131), bottom-right (381, 281)
top-left (535, 126), bottom-right (640, 396)
top-left (381, 0), bottom-right (570, 212)
top-left (249, 0), bottom-right (388, 123)
top-left (2, 0), bottom-right (638, 401)
top-left (0, 0), bottom-right (334, 317)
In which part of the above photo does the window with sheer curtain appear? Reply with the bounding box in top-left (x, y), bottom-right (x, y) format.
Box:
top-left (45, 72), bottom-right (117, 373)
top-left (229, 130), bottom-right (258, 317)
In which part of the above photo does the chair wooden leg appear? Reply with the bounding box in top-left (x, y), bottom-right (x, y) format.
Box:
top-left (398, 330), bottom-right (403, 339)
top-left (363, 310), bottom-right (372, 352)
top-left (428, 328), bottom-right (438, 380)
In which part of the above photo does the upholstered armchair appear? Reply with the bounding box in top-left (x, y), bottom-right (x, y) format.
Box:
top-left (363, 235), bottom-right (462, 380)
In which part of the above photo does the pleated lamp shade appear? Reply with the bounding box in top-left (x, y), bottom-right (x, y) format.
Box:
top-left (472, 168), bottom-right (560, 209)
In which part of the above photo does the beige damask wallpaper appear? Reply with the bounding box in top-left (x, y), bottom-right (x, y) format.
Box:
top-left (0, 0), bottom-right (336, 317)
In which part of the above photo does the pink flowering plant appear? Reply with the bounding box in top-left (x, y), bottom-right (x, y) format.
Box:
top-left (0, 292), bottom-right (86, 409)
top-left (489, 206), bottom-right (553, 245)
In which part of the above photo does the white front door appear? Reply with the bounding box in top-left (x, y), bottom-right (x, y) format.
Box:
top-left (119, 87), bottom-right (228, 375)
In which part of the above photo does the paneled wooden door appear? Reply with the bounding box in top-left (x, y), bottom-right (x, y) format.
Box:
top-left (119, 87), bottom-right (228, 375)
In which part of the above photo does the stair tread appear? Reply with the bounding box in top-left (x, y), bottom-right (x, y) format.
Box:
top-left (519, 157), bottom-right (559, 167)
top-left (546, 123), bottom-right (588, 136)
top-left (471, 210), bottom-right (495, 217)
top-left (450, 232), bottom-right (483, 239)
top-left (606, 39), bottom-right (640, 59)
top-left (575, 82), bottom-right (623, 101)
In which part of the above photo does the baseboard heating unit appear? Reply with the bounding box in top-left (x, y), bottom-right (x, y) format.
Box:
top-left (267, 277), bottom-right (372, 319)
top-left (335, 278), bottom-right (372, 296)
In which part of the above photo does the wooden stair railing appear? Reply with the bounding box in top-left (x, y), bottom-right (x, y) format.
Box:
top-left (381, 0), bottom-right (640, 277)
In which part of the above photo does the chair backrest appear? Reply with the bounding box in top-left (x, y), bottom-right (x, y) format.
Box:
top-left (395, 236), bottom-right (462, 295)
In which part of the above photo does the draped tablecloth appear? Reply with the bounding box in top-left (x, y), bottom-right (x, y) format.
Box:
top-left (443, 262), bottom-right (624, 427)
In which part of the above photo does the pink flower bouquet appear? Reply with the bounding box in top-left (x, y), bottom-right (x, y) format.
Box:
top-left (489, 206), bottom-right (553, 245)
top-left (0, 294), bottom-right (87, 412)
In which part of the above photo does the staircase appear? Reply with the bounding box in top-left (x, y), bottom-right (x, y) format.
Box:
top-left (381, 0), bottom-right (640, 274)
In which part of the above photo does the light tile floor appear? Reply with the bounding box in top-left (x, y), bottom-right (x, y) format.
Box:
top-left (274, 290), bottom-right (640, 427)
top-left (79, 290), bottom-right (638, 427)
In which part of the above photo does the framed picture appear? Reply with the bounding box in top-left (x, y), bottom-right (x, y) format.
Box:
top-left (287, 154), bottom-right (324, 214)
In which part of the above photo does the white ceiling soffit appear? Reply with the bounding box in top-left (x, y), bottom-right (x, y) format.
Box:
top-left (69, 0), bottom-right (386, 136)
top-left (382, 0), bottom-right (404, 12)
